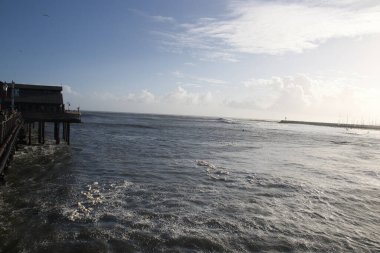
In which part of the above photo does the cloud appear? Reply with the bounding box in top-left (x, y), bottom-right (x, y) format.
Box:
top-left (165, 86), bottom-right (213, 105)
top-left (62, 85), bottom-right (82, 107)
top-left (129, 9), bottom-right (176, 23)
top-left (241, 75), bottom-right (322, 109)
top-left (89, 86), bottom-right (213, 107)
top-left (92, 90), bottom-right (156, 105)
top-left (140, 90), bottom-right (155, 103)
top-left (151, 15), bottom-right (175, 23)
top-left (155, 0), bottom-right (380, 60)
top-left (92, 91), bottom-right (118, 101)
top-left (226, 74), bottom-right (379, 121)
top-left (62, 85), bottom-right (80, 96)
top-left (171, 70), bottom-right (227, 86)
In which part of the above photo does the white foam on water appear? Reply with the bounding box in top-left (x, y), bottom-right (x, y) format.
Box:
top-left (246, 175), bottom-right (256, 184)
top-left (63, 180), bottom-right (134, 222)
top-left (82, 182), bottom-right (103, 205)
top-left (196, 160), bottom-right (231, 182)
top-left (13, 140), bottom-right (69, 162)
top-left (112, 179), bottom-right (133, 189)
top-left (208, 174), bottom-right (228, 181)
top-left (196, 160), bottom-right (216, 170)
top-left (217, 118), bottom-right (237, 124)
top-left (214, 167), bottom-right (229, 175)
top-left (63, 181), bottom-right (103, 221)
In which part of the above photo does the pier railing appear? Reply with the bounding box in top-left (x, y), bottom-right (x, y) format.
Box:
top-left (0, 112), bottom-right (22, 144)
top-left (0, 111), bottom-right (23, 174)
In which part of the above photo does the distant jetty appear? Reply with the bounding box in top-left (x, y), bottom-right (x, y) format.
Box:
top-left (279, 120), bottom-right (380, 131)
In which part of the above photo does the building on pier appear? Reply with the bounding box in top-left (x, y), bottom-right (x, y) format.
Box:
top-left (0, 81), bottom-right (81, 145)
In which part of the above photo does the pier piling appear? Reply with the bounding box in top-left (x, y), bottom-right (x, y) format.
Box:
top-left (62, 122), bottom-right (66, 141)
top-left (38, 122), bottom-right (42, 144)
top-left (42, 122), bottom-right (45, 144)
top-left (67, 123), bottom-right (70, 145)
top-left (28, 123), bottom-right (31, 145)
top-left (54, 122), bottom-right (60, 144)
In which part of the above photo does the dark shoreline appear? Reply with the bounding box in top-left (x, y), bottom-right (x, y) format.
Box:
top-left (279, 120), bottom-right (380, 131)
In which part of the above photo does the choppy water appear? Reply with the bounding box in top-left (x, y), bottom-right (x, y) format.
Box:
top-left (0, 112), bottom-right (379, 252)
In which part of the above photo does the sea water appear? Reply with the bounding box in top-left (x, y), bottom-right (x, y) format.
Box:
top-left (0, 112), bottom-right (379, 252)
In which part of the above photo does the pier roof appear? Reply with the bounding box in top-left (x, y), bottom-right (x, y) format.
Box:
top-left (13, 83), bottom-right (62, 91)
top-left (3, 83), bottom-right (63, 105)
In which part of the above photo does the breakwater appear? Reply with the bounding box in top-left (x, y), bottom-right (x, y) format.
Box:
top-left (279, 120), bottom-right (380, 130)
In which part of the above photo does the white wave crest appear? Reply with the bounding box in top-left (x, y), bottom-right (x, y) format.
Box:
top-left (196, 160), bottom-right (230, 181)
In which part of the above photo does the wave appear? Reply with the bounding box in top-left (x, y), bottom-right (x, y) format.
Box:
top-left (246, 175), bottom-right (303, 192)
top-left (196, 160), bottom-right (230, 181)
top-left (87, 122), bottom-right (158, 130)
top-left (216, 118), bottom-right (238, 124)
top-left (63, 180), bottom-right (133, 222)
top-left (330, 140), bottom-right (351, 145)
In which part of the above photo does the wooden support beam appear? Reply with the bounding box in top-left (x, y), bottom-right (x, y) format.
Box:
top-left (28, 123), bottom-right (31, 145)
top-left (54, 122), bottom-right (57, 142)
top-left (67, 123), bottom-right (70, 145)
top-left (54, 122), bottom-right (60, 144)
top-left (38, 121), bottom-right (42, 144)
top-left (42, 121), bottom-right (45, 144)
top-left (62, 122), bottom-right (66, 141)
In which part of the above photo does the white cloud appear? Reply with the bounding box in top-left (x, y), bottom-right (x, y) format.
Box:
top-left (138, 89), bottom-right (155, 103)
top-left (62, 85), bottom-right (80, 96)
top-left (107, 90), bottom-right (156, 104)
top-left (171, 70), bottom-right (184, 78)
top-left (71, 73), bottom-right (380, 122)
top-left (61, 85), bottom-right (82, 108)
top-left (88, 86), bottom-right (213, 108)
top-left (226, 74), bottom-right (380, 121)
top-left (129, 9), bottom-right (175, 23)
top-left (155, 0), bottom-right (380, 60)
top-left (165, 86), bottom-right (213, 105)
top-left (171, 70), bottom-right (227, 86)
top-left (151, 15), bottom-right (175, 23)
top-left (92, 91), bottom-right (118, 101)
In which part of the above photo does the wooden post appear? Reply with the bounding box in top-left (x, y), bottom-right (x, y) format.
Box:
top-left (28, 123), bottom-right (31, 145)
top-left (38, 121), bottom-right (42, 144)
top-left (57, 123), bottom-right (60, 144)
top-left (62, 122), bottom-right (66, 141)
top-left (54, 122), bottom-right (57, 143)
top-left (67, 123), bottom-right (70, 145)
top-left (42, 121), bottom-right (45, 144)
top-left (54, 122), bottom-right (60, 144)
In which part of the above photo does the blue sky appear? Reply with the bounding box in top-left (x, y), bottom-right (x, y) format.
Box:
top-left (1, 0), bottom-right (380, 121)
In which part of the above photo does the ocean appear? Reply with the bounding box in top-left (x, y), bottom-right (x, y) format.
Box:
top-left (0, 111), bottom-right (379, 252)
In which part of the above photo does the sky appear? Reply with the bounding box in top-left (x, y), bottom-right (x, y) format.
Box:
top-left (1, 0), bottom-right (380, 122)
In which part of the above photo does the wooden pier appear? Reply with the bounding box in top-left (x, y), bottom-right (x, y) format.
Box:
top-left (0, 112), bottom-right (23, 175)
top-left (0, 81), bottom-right (81, 177)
